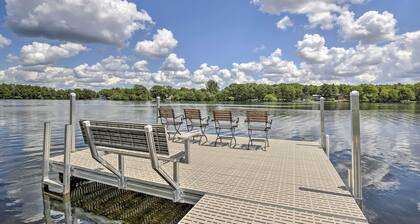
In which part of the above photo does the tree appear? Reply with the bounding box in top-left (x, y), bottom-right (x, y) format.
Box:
top-left (206, 80), bottom-right (219, 93)
top-left (320, 84), bottom-right (338, 99)
top-left (263, 94), bottom-right (278, 102)
top-left (398, 86), bottom-right (415, 101)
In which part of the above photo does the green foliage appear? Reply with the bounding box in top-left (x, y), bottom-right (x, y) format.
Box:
top-left (0, 83), bottom-right (97, 99)
top-left (263, 94), bottom-right (278, 102)
top-left (320, 84), bottom-right (338, 99)
top-left (206, 80), bottom-right (219, 93)
top-left (1, 82), bottom-right (419, 103)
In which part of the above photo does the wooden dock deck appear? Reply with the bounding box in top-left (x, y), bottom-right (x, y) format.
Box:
top-left (49, 135), bottom-right (367, 224)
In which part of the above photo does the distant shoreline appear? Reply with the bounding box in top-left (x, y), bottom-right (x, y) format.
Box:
top-left (1, 82), bottom-right (419, 104)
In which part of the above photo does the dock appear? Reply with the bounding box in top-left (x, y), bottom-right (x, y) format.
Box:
top-left (48, 134), bottom-right (367, 224)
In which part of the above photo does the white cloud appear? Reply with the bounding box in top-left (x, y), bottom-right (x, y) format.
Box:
top-left (135, 29), bottom-right (178, 58)
top-left (252, 0), bottom-right (364, 30)
top-left (133, 60), bottom-right (148, 72)
top-left (254, 44), bottom-right (266, 53)
top-left (0, 34), bottom-right (11, 47)
top-left (297, 31), bottom-right (420, 83)
top-left (6, 0), bottom-right (153, 46)
top-left (191, 64), bottom-right (225, 87)
top-left (259, 49), bottom-right (307, 83)
top-left (338, 10), bottom-right (397, 44)
top-left (297, 34), bottom-right (331, 64)
top-left (160, 53), bottom-right (186, 71)
top-left (152, 53), bottom-right (190, 85)
top-left (19, 42), bottom-right (87, 65)
top-left (276, 16), bottom-right (293, 30)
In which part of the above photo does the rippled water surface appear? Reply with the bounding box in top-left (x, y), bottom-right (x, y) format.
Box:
top-left (0, 100), bottom-right (419, 223)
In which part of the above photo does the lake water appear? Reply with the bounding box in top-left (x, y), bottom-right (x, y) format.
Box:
top-left (0, 100), bottom-right (419, 223)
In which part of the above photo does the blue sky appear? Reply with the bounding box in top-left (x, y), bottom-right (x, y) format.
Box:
top-left (0, 0), bottom-right (420, 89)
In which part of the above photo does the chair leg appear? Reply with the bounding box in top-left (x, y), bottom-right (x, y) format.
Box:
top-left (200, 126), bottom-right (208, 145)
top-left (230, 128), bottom-right (237, 148)
top-left (247, 129), bottom-right (252, 150)
top-left (266, 131), bottom-right (270, 147)
top-left (215, 128), bottom-right (220, 147)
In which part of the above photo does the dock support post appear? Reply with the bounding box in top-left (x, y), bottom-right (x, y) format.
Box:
top-left (42, 122), bottom-right (52, 190)
top-left (69, 93), bottom-right (76, 152)
top-left (63, 124), bottom-right (72, 195)
top-left (325, 134), bottom-right (330, 158)
top-left (156, 96), bottom-right (161, 124)
top-left (118, 154), bottom-right (126, 189)
top-left (320, 97), bottom-right (326, 150)
top-left (350, 91), bottom-right (362, 208)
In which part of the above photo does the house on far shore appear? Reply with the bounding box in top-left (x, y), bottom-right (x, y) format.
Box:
top-left (312, 94), bottom-right (321, 101)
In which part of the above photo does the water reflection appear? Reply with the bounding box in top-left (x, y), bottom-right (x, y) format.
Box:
top-left (42, 181), bottom-right (192, 224)
top-left (0, 100), bottom-right (419, 223)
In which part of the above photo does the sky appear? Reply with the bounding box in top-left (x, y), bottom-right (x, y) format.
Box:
top-left (0, 0), bottom-right (420, 89)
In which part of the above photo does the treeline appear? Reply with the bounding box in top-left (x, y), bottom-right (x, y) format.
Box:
top-left (0, 83), bottom-right (97, 99)
top-left (1, 82), bottom-right (420, 103)
top-left (98, 81), bottom-right (420, 103)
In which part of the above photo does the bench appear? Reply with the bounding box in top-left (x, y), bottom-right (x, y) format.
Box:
top-left (80, 120), bottom-right (188, 202)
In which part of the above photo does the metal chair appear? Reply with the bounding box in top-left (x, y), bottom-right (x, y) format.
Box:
top-left (245, 111), bottom-right (272, 150)
top-left (184, 109), bottom-right (210, 145)
top-left (81, 120), bottom-right (188, 202)
top-left (212, 110), bottom-right (239, 148)
top-left (158, 107), bottom-right (184, 140)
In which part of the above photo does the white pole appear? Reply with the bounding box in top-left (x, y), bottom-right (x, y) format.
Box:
top-left (156, 96), bottom-right (161, 124)
top-left (63, 124), bottom-right (72, 195)
top-left (325, 134), bottom-right (330, 158)
top-left (69, 93), bottom-right (76, 152)
top-left (350, 91), bottom-right (362, 208)
top-left (42, 122), bottom-right (51, 184)
top-left (320, 97), bottom-right (326, 150)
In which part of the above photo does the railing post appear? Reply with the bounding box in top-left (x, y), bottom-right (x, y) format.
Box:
top-left (350, 91), bottom-right (362, 208)
top-left (42, 122), bottom-right (51, 187)
top-left (320, 97), bottom-right (326, 150)
top-left (156, 96), bottom-right (161, 124)
top-left (63, 124), bottom-right (72, 195)
top-left (69, 93), bottom-right (76, 152)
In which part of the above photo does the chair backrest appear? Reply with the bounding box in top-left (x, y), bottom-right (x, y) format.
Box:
top-left (213, 110), bottom-right (232, 122)
top-left (80, 120), bottom-right (169, 155)
top-left (246, 111), bottom-right (268, 123)
top-left (159, 107), bottom-right (175, 119)
top-left (184, 109), bottom-right (201, 120)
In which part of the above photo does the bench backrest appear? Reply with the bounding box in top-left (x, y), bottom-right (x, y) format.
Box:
top-left (213, 110), bottom-right (232, 122)
top-left (80, 120), bottom-right (169, 155)
top-left (184, 109), bottom-right (201, 120)
top-left (159, 107), bottom-right (175, 119)
top-left (246, 111), bottom-right (268, 123)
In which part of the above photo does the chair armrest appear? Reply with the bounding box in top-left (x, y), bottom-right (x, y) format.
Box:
top-left (175, 114), bottom-right (184, 122)
top-left (234, 117), bottom-right (239, 124)
top-left (267, 119), bottom-right (273, 129)
top-left (202, 116), bottom-right (210, 123)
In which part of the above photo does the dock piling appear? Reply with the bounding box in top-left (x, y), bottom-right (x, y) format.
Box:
top-left (156, 96), bottom-right (161, 123)
top-left (320, 97), bottom-right (326, 150)
top-left (325, 134), bottom-right (330, 158)
top-left (69, 93), bottom-right (76, 152)
top-left (42, 122), bottom-right (52, 189)
top-left (350, 91), bottom-right (362, 208)
top-left (63, 124), bottom-right (72, 195)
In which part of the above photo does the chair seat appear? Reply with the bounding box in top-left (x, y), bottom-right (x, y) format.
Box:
top-left (165, 121), bottom-right (183, 125)
top-left (216, 123), bottom-right (238, 129)
top-left (248, 126), bottom-right (270, 131)
top-left (188, 120), bottom-right (209, 127)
